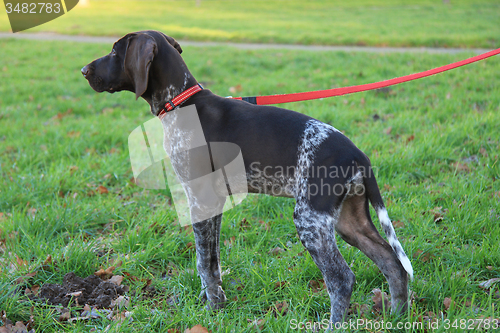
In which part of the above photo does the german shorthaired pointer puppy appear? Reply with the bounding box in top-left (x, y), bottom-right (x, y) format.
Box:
top-left (82, 30), bottom-right (413, 328)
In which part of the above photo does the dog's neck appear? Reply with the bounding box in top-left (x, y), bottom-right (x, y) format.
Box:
top-left (141, 57), bottom-right (199, 116)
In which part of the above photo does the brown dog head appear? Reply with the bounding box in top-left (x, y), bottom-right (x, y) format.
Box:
top-left (81, 31), bottom-right (185, 100)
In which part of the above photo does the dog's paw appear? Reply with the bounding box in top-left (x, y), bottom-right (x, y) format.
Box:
top-left (201, 287), bottom-right (227, 311)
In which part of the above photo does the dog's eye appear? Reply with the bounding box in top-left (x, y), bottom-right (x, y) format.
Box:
top-left (111, 49), bottom-right (117, 56)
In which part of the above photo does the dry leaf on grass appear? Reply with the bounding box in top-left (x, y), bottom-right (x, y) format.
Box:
top-left (95, 266), bottom-right (116, 279)
top-left (430, 206), bottom-right (448, 223)
top-left (15, 272), bottom-right (36, 285)
top-left (274, 281), bottom-right (287, 290)
top-left (58, 308), bottom-right (71, 322)
top-left (24, 285), bottom-right (40, 297)
top-left (451, 162), bottom-right (470, 173)
top-left (97, 185), bottom-right (109, 194)
top-left (392, 220), bottom-right (405, 228)
top-left (269, 301), bottom-right (288, 317)
top-left (443, 297), bottom-right (454, 310)
top-left (43, 255), bottom-right (52, 265)
top-left (372, 288), bottom-right (390, 313)
top-left (268, 247), bottom-right (284, 255)
top-left (239, 217), bottom-right (251, 230)
top-left (0, 311), bottom-right (35, 333)
top-left (0, 321), bottom-right (35, 333)
top-left (247, 318), bottom-right (265, 330)
top-left (184, 325), bottom-right (210, 333)
top-left (110, 296), bottom-right (130, 309)
top-left (413, 249), bottom-right (435, 263)
top-left (109, 275), bottom-right (124, 286)
top-left (309, 279), bottom-right (326, 293)
top-left (478, 278), bottom-right (500, 290)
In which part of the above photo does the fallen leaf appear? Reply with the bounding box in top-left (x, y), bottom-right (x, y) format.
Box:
top-left (407, 134), bottom-right (415, 143)
top-left (15, 272), bottom-right (36, 285)
top-left (430, 206), bottom-right (447, 223)
top-left (239, 218), bottom-right (251, 230)
top-left (478, 278), bottom-right (500, 290)
top-left (67, 131), bottom-right (81, 138)
top-left (451, 162), bottom-right (470, 173)
top-left (184, 325), bottom-right (209, 333)
top-left (95, 266), bottom-right (115, 278)
top-left (123, 272), bottom-right (140, 282)
top-left (54, 109), bottom-right (72, 120)
top-left (443, 297), bottom-right (454, 310)
top-left (43, 255), bottom-right (52, 265)
top-left (268, 247), bottom-right (284, 255)
top-left (16, 255), bottom-right (27, 267)
top-left (185, 242), bottom-right (195, 251)
top-left (413, 250), bottom-right (435, 262)
top-left (372, 288), bottom-right (390, 313)
top-left (393, 220), bottom-right (405, 228)
top-left (309, 279), bottom-right (326, 292)
top-left (58, 308), bottom-right (71, 322)
top-left (109, 275), bottom-right (124, 286)
top-left (274, 281), bottom-right (287, 290)
top-left (479, 147), bottom-right (488, 157)
top-left (110, 296), bottom-right (129, 309)
top-left (247, 318), bottom-right (265, 330)
top-left (97, 186), bottom-right (109, 194)
top-left (271, 301), bottom-right (288, 316)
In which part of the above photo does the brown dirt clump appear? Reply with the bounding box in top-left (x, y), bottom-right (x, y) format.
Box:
top-left (34, 272), bottom-right (128, 308)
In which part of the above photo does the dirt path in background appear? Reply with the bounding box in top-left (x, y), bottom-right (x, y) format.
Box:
top-left (0, 32), bottom-right (492, 54)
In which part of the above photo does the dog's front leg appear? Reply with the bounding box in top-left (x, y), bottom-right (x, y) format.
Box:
top-left (192, 213), bottom-right (227, 310)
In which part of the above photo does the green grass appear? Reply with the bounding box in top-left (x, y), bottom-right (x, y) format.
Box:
top-left (1, 0), bottom-right (500, 48)
top-left (0, 38), bottom-right (499, 332)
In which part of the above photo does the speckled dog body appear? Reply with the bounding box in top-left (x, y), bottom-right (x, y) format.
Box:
top-left (82, 30), bottom-right (413, 328)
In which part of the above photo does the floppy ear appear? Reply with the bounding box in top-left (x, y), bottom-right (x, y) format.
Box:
top-left (124, 33), bottom-right (157, 99)
top-left (165, 35), bottom-right (183, 54)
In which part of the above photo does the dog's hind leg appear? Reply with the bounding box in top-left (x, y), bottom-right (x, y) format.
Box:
top-left (335, 184), bottom-right (409, 314)
top-left (192, 212), bottom-right (227, 310)
top-left (293, 206), bottom-right (355, 326)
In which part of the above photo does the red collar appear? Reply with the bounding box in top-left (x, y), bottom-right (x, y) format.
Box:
top-left (157, 83), bottom-right (203, 119)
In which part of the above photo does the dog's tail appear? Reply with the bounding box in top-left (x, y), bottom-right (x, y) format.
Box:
top-left (361, 162), bottom-right (414, 280)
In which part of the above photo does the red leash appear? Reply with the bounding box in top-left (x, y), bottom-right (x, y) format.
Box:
top-left (232, 48), bottom-right (500, 105)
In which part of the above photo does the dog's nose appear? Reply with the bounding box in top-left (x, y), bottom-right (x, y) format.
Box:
top-left (81, 65), bottom-right (90, 78)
